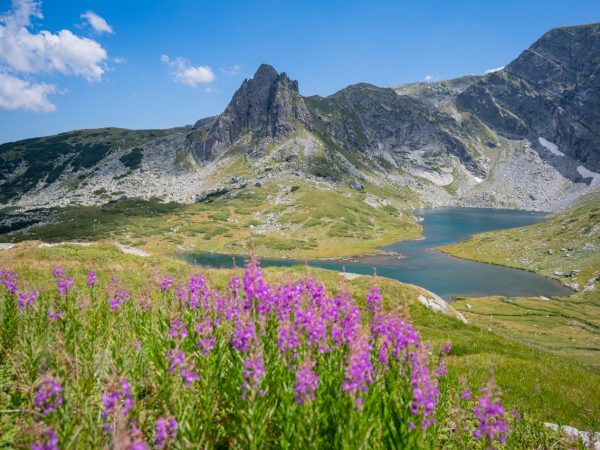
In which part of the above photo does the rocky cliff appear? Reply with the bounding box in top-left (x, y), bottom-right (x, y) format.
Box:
top-left (185, 64), bottom-right (313, 162)
top-left (457, 23), bottom-right (600, 176)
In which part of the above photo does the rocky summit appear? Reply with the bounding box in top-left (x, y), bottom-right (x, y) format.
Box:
top-left (1, 23), bottom-right (599, 214)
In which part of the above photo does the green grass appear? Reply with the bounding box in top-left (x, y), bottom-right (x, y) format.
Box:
top-left (1, 179), bottom-right (421, 259)
top-left (0, 243), bottom-right (598, 435)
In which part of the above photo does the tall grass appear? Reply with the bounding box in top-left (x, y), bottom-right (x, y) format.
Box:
top-left (0, 257), bottom-right (577, 449)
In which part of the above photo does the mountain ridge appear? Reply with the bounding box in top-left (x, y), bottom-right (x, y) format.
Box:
top-left (1, 22), bottom-right (599, 217)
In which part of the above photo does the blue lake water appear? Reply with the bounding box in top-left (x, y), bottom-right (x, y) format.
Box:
top-left (181, 208), bottom-right (573, 299)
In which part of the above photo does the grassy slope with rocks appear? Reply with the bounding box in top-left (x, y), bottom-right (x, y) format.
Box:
top-left (0, 178), bottom-right (421, 259)
top-left (440, 192), bottom-right (600, 368)
top-left (0, 243), bottom-right (598, 438)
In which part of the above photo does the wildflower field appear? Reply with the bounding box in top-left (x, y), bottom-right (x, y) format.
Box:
top-left (0, 245), bottom-right (597, 449)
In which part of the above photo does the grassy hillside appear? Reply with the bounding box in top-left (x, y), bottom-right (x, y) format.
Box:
top-left (0, 179), bottom-right (421, 259)
top-left (0, 243), bottom-right (598, 437)
top-left (0, 128), bottom-right (178, 204)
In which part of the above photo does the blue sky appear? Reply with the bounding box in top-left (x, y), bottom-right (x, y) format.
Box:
top-left (0, 0), bottom-right (599, 143)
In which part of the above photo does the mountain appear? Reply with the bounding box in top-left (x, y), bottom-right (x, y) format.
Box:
top-left (185, 64), bottom-right (313, 162)
top-left (457, 23), bottom-right (600, 173)
top-left (1, 23), bottom-right (599, 217)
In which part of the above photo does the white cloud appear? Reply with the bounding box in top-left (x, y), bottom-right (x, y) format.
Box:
top-left (161, 54), bottom-right (215, 87)
top-left (81, 11), bottom-right (113, 35)
top-left (424, 75), bottom-right (436, 82)
top-left (485, 66), bottom-right (504, 74)
top-left (0, 0), bottom-right (110, 112)
top-left (0, 0), bottom-right (108, 81)
top-left (0, 72), bottom-right (56, 111)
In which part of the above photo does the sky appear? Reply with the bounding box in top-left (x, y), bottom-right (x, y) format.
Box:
top-left (0, 0), bottom-right (599, 143)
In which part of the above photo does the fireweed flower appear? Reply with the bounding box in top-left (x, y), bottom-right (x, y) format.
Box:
top-left (242, 353), bottom-right (265, 395)
top-left (180, 365), bottom-right (199, 386)
top-left (160, 276), bottom-right (174, 293)
top-left (102, 378), bottom-right (135, 433)
top-left (366, 286), bottom-right (382, 314)
top-left (87, 271), bottom-right (97, 289)
top-left (277, 319), bottom-right (299, 356)
top-left (53, 266), bottom-right (74, 297)
top-left (166, 350), bottom-right (185, 373)
top-left (108, 289), bottom-right (130, 312)
top-left (230, 316), bottom-right (259, 353)
top-left (243, 255), bottom-right (274, 315)
top-left (409, 347), bottom-right (440, 429)
top-left (295, 360), bottom-right (318, 404)
top-left (166, 350), bottom-right (198, 386)
top-left (17, 289), bottom-right (38, 308)
top-left (196, 318), bottom-right (215, 355)
top-left (34, 377), bottom-right (63, 414)
top-left (0, 270), bottom-right (18, 295)
top-left (47, 310), bottom-right (63, 321)
top-left (168, 319), bottom-right (188, 339)
top-left (31, 427), bottom-right (59, 450)
top-left (155, 417), bottom-right (178, 449)
top-left (341, 334), bottom-right (375, 409)
top-left (473, 378), bottom-right (508, 445)
top-left (460, 389), bottom-right (472, 401)
top-left (128, 425), bottom-right (148, 450)
top-left (443, 340), bottom-right (452, 354)
top-left (187, 273), bottom-right (211, 310)
top-left (435, 361), bottom-right (448, 378)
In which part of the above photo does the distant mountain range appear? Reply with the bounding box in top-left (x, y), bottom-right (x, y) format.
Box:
top-left (1, 22), bottom-right (599, 212)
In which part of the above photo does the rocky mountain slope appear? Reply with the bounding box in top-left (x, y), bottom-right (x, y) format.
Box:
top-left (1, 23), bottom-right (599, 216)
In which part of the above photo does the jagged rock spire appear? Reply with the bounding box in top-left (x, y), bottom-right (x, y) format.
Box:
top-left (186, 64), bottom-right (313, 162)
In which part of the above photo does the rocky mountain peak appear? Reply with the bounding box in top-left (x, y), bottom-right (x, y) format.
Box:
top-left (456, 22), bottom-right (600, 172)
top-left (185, 64), bottom-right (313, 163)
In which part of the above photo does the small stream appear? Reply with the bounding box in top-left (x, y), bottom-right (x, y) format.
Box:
top-left (181, 208), bottom-right (573, 299)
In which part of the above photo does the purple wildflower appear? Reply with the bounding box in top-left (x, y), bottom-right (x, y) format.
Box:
top-left (295, 360), bottom-right (318, 404)
top-left (168, 319), bottom-right (188, 339)
top-left (53, 266), bottom-right (74, 297)
top-left (180, 365), bottom-right (200, 386)
top-left (435, 361), bottom-right (448, 378)
top-left (166, 350), bottom-right (185, 373)
top-left (242, 353), bottom-right (265, 394)
top-left (108, 289), bottom-right (130, 312)
top-left (17, 289), bottom-right (39, 308)
top-left (341, 335), bottom-right (375, 409)
top-left (243, 255), bottom-right (274, 315)
top-left (47, 310), bottom-right (63, 320)
top-left (0, 270), bottom-right (18, 295)
top-left (460, 389), bottom-right (472, 401)
top-left (31, 427), bottom-right (59, 450)
top-left (34, 377), bottom-right (63, 414)
top-left (129, 425), bottom-right (148, 450)
top-left (443, 340), bottom-right (452, 354)
top-left (230, 316), bottom-right (259, 353)
top-left (155, 417), bottom-right (178, 449)
top-left (160, 276), bottom-right (174, 293)
top-left (473, 378), bottom-right (508, 445)
top-left (166, 350), bottom-right (198, 386)
top-left (196, 318), bottom-right (215, 355)
top-left (409, 347), bottom-right (439, 429)
top-left (366, 286), bottom-right (382, 313)
top-left (102, 378), bottom-right (135, 433)
top-left (87, 271), bottom-right (97, 289)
